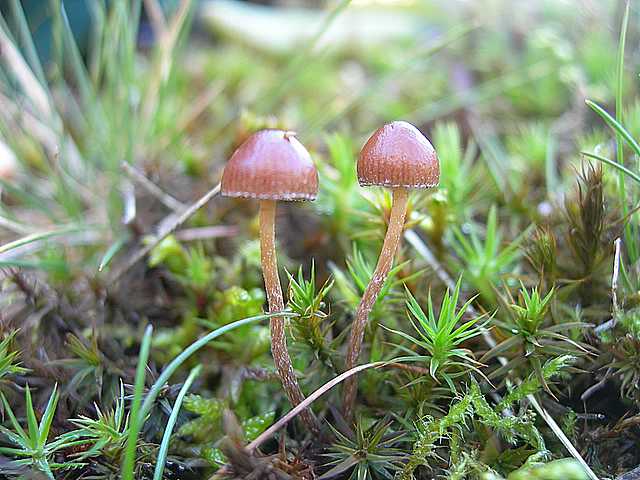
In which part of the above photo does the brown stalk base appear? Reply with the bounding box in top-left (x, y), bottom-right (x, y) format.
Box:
top-left (342, 188), bottom-right (409, 421)
top-left (259, 200), bottom-right (318, 432)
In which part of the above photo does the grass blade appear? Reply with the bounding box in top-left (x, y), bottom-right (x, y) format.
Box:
top-left (0, 259), bottom-right (67, 272)
top-left (9, 0), bottom-right (47, 86)
top-left (586, 99), bottom-right (640, 158)
top-left (582, 151), bottom-right (640, 184)
top-left (139, 311), bottom-right (296, 421)
top-left (152, 365), bottom-right (201, 480)
top-left (0, 19), bottom-right (53, 119)
top-left (122, 325), bottom-right (153, 480)
top-left (98, 235), bottom-right (130, 272)
top-left (0, 225), bottom-right (88, 255)
top-left (614, 1), bottom-right (637, 262)
top-left (24, 386), bottom-right (38, 448)
top-left (615, 0), bottom-right (630, 191)
top-left (59, 2), bottom-right (97, 109)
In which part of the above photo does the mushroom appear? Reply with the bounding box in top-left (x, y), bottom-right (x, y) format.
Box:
top-left (221, 129), bottom-right (319, 431)
top-left (343, 121), bottom-right (439, 419)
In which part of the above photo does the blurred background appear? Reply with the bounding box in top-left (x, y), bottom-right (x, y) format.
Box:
top-left (0, 0), bottom-right (635, 211)
top-left (0, 0), bottom-right (636, 268)
top-left (1, 1), bottom-right (640, 478)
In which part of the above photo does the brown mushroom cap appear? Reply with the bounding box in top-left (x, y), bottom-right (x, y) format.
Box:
top-left (357, 121), bottom-right (439, 189)
top-left (221, 130), bottom-right (319, 201)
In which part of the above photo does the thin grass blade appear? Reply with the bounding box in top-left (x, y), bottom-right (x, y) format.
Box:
top-left (139, 311), bottom-right (296, 420)
top-left (582, 151), bottom-right (640, 185)
top-left (152, 365), bottom-right (201, 480)
top-left (586, 99), bottom-right (640, 158)
top-left (122, 325), bottom-right (153, 480)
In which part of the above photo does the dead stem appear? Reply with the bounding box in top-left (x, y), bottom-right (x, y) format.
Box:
top-left (107, 183), bottom-right (221, 285)
top-left (249, 362), bottom-right (384, 452)
top-left (121, 162), bottom-right (187, 212)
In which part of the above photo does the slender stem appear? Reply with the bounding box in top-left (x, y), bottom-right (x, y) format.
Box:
top-left (248, 362), bottom-right (383, 452)
top-left (259, 200), bottom-right (318, 432)
top-left (343, 188), bottom-right (409, 420)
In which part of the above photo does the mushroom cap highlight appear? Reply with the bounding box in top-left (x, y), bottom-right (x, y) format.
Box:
top-left (357, 121), bottom-right (439, 189)
top-left (221, 130), bottom-right (319, 201)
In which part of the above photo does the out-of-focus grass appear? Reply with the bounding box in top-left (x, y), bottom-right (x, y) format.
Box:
top-left (0, 0), bottom-right (194, 274)
top-left (1, 0), bottom-right (640, 479)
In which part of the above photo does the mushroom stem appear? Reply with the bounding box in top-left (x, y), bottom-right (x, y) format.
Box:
top-left (259, 200), bottom-right (318, 431)
top-left (343, 187), bottom-right (410, 420)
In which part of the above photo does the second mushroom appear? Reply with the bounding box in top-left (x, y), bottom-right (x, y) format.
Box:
top-left (343, 121), bottom-right (440, 420)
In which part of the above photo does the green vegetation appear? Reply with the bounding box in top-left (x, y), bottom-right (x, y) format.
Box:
top-left (0, 0), bottom-right (639, 479)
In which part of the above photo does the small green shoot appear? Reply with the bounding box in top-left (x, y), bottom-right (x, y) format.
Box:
top-left (122, 324), bottom-right (153, 480)
top-left (450, 206), bottom-right (524, 305)
top-left (0, 330), bottom-right (28, 390)
top-left (484, 286), bottom-right (590, 392)
top-left (321, 417), bottom-right (406, 480)
top-left (287, 262), bottom-right (334, 357)
top-left (387, 278), bottom-right (487, 392)
top-left (0, 385), bottom-right (86, 478)
top-left (69, 381), bottom-right (130, 460)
